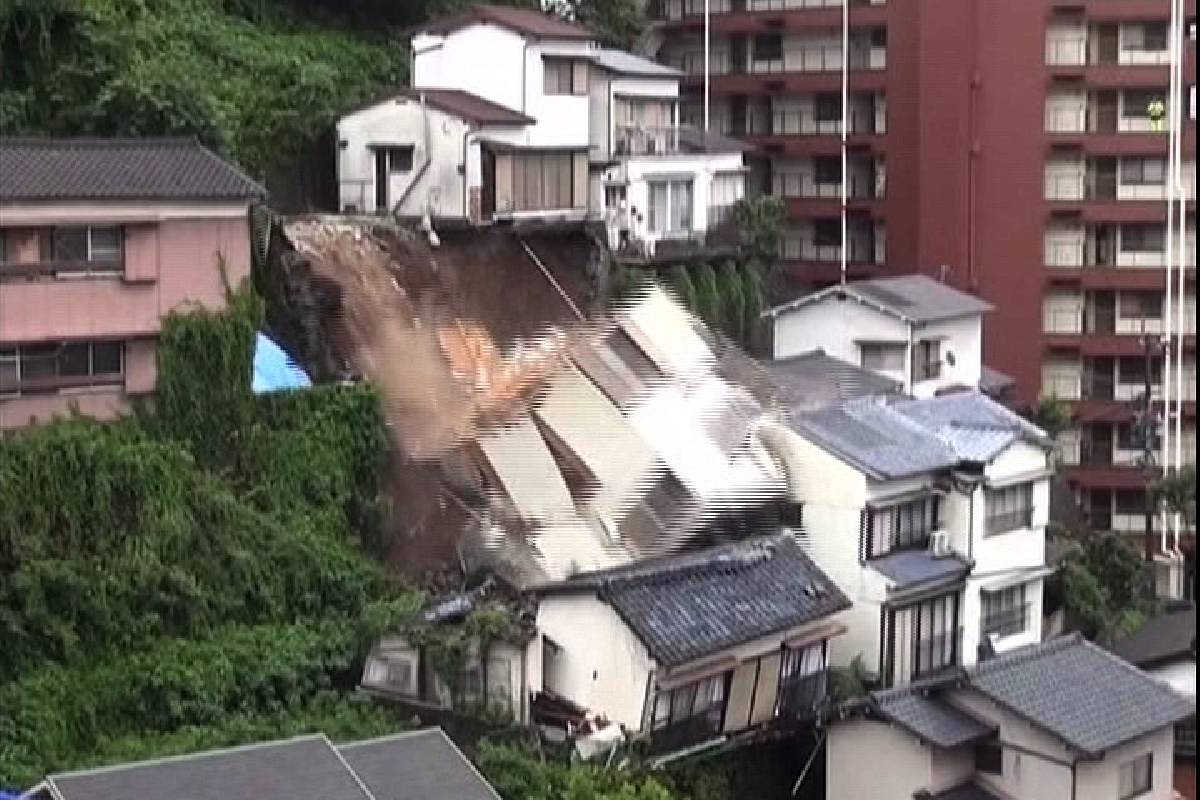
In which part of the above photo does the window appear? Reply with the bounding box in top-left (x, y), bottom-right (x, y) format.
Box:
top-left (651, 673), bottom-right (727, 732)
top-left (813, 156), bottom-right (841, 186)
top-left (864, 495), bottom-right (941, 558)
top-left (543, 58), bottom-right (587, 95)
top-left (912, 339), bottom-right (942, 381)
top-left (859, 342), bottom-right (906, 372)
top-left (0, 341), bottom-right (124, 395)
top-left (910, 591), bottom-right (960, 679)
top-left (1119, 291), bottom-right (1164, 319)
top-left (1120, 224), bottom-right (1166, 253)
top-left (709, 172), bottom-right (744, 225)
top-left (814, 92), bottom-right (842, 123)
top-left (1121, 157), bottom-right (1166, 185)
top-left (776, 642), bottom-right (827, 716)
top-left (648, 179), bottom-right (693, 235)
top-left (1128, 22), bottom-right (1168, 51)
top-left (47, 225), bottom-right (123, 274)
top-left (985, 482), bottom-right (1034, 535)
top-left (1123, 90), bottom-right (1164, 119)
top-left (1118, 753), bottom-right (1153, 799)
top-left (512, 152), bottom-right (576, 211)
top-left (974, 742), bottom-right (1003, 775)
top-left (981, 583), bottom-right (1028, 638)
top-left (382, 146), bottom-right (414, 173)
top-left (753, 33), bottom-right (783, 61)
top-left (813, 218), bottom-right (840, 247)
top-left (869, 27), bottom-right (887, 48)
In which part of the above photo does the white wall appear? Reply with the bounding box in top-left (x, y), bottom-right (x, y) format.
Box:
top-left (336, 99), bottom-right (472, 217)
top-left (911, 315), bottom-right (984, 398)
top-left (536, 592), bottom-right (654, 730)
top-left (827, 720), bottom-right (936, 800)
top-left (772, 296), bottom-right (909, 374)
top-left (605, 151), bottom-right (745, 240)
top-left (1076, 727), bottom-right (1177, 800)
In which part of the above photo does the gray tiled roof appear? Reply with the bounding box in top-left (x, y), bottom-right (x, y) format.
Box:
top-left (592, 48), bottom-right (682, 77)
top-left (46, 735), bottom-right (370, 800)
top-left (337, 729), bottom-right (501, 800)
top-left (0, 138), bottom-right (265, 202)
top-left (872, 688), bottom-right (996, 748)
top-left (871, 549), bottom-right (972, 592)
top-left (790, 398), bottom-right (959, 480)
top-left (557, 534), bottom-right (850, 667)
top-left (892, 392), bottom-right (1050, 463)
top-left (1110, 605), bottom-right (1197, 668)
top-left (970, 634), bottom-right (1196, 756)
top-left (766, 349), bottom-right (902, 413)
top-left (767, 274), bottom-right (993, 323)
top-left (791, 392), bottom-right (1047, 479)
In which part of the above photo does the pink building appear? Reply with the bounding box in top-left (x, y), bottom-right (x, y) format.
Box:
top-left (0, 138), bottom-right (264, 429)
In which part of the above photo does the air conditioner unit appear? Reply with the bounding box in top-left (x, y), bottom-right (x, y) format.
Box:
top-left (928, 529), bottom-right (953, 558)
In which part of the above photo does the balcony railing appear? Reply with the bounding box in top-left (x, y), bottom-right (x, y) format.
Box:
top-left (781, 236), bottom-right (882, 264)
top-left (772, 172), bottom-right (879, 200)
top-left (614, 125), bottom-right (682, 156)
top-left (1043, 307), bottom-right (1083, 335)
top-left (777, 670), bottom-right (828, 720)
top-left (648, 711), bottom-right (725, 755)
top-left (912, 627), bottom-right (963, 681)
top-left (754, 107), bottom-right (883, 136)
top-left (981, 602), bottom-right (1032, 639)
top-left (650, 0), bottom-right (883, 17)
top-left (750, 44), bottom-right (886, 75)
top-left (1046, 37), bottom-right (1088, 67)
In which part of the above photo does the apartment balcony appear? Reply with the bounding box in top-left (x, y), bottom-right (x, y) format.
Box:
top-left (734, 96), bottom-right (886, 155)
top-left (649, 0), bottom-right (888, 33)
top-left (771, 159), bottom-right (884, 216)
top-left (614, 125), bottom-right (684, 157)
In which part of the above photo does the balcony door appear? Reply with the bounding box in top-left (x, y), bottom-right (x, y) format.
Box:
top-left (884, 590), bottom-right (962, 686)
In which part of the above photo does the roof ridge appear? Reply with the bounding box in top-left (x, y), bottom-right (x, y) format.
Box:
top-left (0, 136), bottom-right (202, 148)
top-left (969, 632), bottom-right (1083, 677)
top-left (599, 534), bottom-right (789, 590)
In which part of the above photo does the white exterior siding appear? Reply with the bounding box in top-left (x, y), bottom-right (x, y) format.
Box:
top-left (536, 592), bottom-right (654, 730)
top-left (827, 720), bottom-right (938, 800)
top-left (1076, 727), bottom-right (1177, 800)
top-left (770, 298), bottom-right (984, 397)
top-left (336, 99), bottom-right (471, 216)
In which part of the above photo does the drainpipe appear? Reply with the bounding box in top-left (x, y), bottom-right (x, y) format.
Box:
top-left (462, 129), bottom-right (478, 222)
top-left (839, 0), bottom-right (849, 284)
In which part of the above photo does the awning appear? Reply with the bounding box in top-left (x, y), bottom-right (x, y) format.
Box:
top-left (974, 565), bottom-right (1058, 592)
top-left (984, 467), bottom-right (1054, 489)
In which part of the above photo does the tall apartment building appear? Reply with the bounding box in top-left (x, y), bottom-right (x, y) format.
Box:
top-left (650, 0), bottom-right (1197, 545)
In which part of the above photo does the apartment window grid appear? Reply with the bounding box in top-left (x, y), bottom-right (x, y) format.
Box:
top-left (37, 225), bottom-right (123, 275)
top-left (648, 179), bottom-right (693, 236)
top-left (981, 583), bottom-right (1029, 639)
top-left (1124, 21), bottom-right (1168, 52)
top-left (862, 495), bottom-right (941, 559)
top-left (0, 341), bottom-right (125, 397)
top-left (985, 482), bottom-right (1035, 535)
top-left (650, 672), bottom-right (727, 735)
top-left (1118, 753), bottom-right (1153, 799)
top-left (910, 592), bottom-right (961, 680)
top-left (1121, 157), bottom-right (1166, 186)
top-left (1121, 224), bottom-right (1166, 254)
top-left (859, 342), bottom-right (906, 373)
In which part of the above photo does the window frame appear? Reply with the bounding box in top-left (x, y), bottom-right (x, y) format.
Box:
top-left (912, 338), bottom-right (943, 381)
top-left (752, 33), bottom-right (783, 62)
top-left (1120, 224), bottom-right (1166, 253)
top-left (543, 57), bottom-right (588, 96)
top-left (859, 341), bottom-right (907, 373)
top-left (647, 178), bottom-right (695, 236)
top-left (47, 225), bottom-right (124, 276)
top-left (984, 482), bottom-right (1035, 536)
top-left (981, 582), bottom-right (1029, 639)
top-left (0, 340), bottom-right (125, 396)
top-left (1118, 752), bottom-right (1153, 800)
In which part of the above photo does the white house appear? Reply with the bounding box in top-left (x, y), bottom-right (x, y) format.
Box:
top-left (827, 635), bottom-right (1196, 800)
top-left (586, 49), bottom-right (750, 259)
top-left (534, 534), bottom-right (850, 758)
top-left (335, 5), bottom-right (751, 240)
top-left (764, 275), bottom-right (994, 398)
top-left (760, 391), bottom-right (1055, 688)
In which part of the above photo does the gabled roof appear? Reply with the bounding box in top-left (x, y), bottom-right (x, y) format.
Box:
top-left (37, 729), bottom-right (500, 800)
top-left (969, 633), bottom-right (1196, 757)
top-left (413, 4), bottom-right (594, 41)
top-left (43, 735), bottom-right (369, 800)
top-left (399, 89), bottom-right (534, 126)
top-left (338, 729), bottom-right (501, 800)
top-left (1110, 604), bottom-right (1197, 669)
top-left (0, 137), bottom-right (265, 202)
top-left (790, 392), bottom-right (1048, 480)
top-left (766, 349), bottom-right (902, 413)
top-left (593, 48), bottom-right (681, 77)
top-left (871, 687), bottom-right (996, 749)
top-left (546, 534), bottom-right (850, 667)
top-left (765, 275), bottom-right (993, 325)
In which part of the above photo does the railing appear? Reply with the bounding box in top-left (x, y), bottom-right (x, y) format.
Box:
top-left (615, 125), bottom-right (681, 156)
top-left (772, 172), bottom-right (878, 200)
top-left (1046, 105), bottom-right (1089, 134)
top-left (651, 0), bottom-right (883, 16)
top-left (750, 44), bottom-right (885, 75)
top-left (755, 107), bottom-right (882, 136)
top-left (1043, 307), bottom-right (1083, 335)
top-left (1118, 48), bottom-right (1171, 66)
top-left (648, 711), bottom-right (725, 755)
top-left (669, 51), bottom-right (733, 76)
top-left (749, 0), bottom-right (884, 10)
top-left (781, 236), bottom-right (881, 263)
top-left (1042, 373), bottom-right (1083, 401)
top-left (985, 507), bottom-right (1036, 536)
top-left (981, 602), bottom-right (1032, 639)
top-left (777, 670), bottom-right (828, 720)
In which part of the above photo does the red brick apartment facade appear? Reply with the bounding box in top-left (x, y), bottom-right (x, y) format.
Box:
top-left (652, 0), bottom-right (1197, 540)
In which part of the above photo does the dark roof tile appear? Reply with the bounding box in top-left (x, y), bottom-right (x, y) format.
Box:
top-left (415, 5), bottom-right (594, 40)
top-left (1110, 605), bottom-right (1197, 668)
top-left (872, 688), bottom-right (996, 749)
top-left (766, 349), bottom-right (901, 413)
top-left (399, 89), bottom-right (534, 126)
top-left (0, 137), bottom-right (265, 202)
top-left (337, 729), bottom-right (500, 800)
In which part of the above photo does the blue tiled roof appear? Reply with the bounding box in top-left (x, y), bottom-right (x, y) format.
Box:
top-left (872, 688), bottom-right (996, 749)
top-left (870, 550), bottom-right (972, 591)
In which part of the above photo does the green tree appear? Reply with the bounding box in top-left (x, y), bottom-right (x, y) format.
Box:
top-left (693, 262), bottom-right (722, 330)
top-left (1029, 396), bottom-right (1072, 442)
top-left (1157, 462), bottom-right (1196, 530)
top-left (717, 261), bottom-right (746, 341)
top-left (729, 197), bottom-right (785, 280)
top-left (668, 264), bottom-right (698, 312)
top-left (1061, 532), bottom-right (1157, 644)
top-left (477, 742), bottom-right (677, 800)
top-left (550, 0), bottom-right (644, 49)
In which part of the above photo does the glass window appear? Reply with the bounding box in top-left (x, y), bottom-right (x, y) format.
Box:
top-left (1123, 90), bottom-right (1164, 119)
top-left (814, 157), bottom-right (841, 185)
top-left (753, 33), bottom-right (783, 61)
top-left (0, 348), bottom-right (17, 394)
top-left (867, 495), bottom-right (940, 556)
top-left (1119, 291), bottom-right (1164, 319)
top-left (88, 227), bottom-right (122, 263)
top-left (975, 742), bottom-right (1003, 775)
top-left (93, 342), bottom-right (124, 376)
top-left (52, 228), bottom-right (88, 263)
top-left (981, 583), bottom-right (1028, 638)
top-left (2, 341), bottom-right (125, 393)
top-left (385, 146), bottom-right (414, 173)
top-left (912, 339), bottom-right (942, 381)
top-left (1121, 224), bottom-right (1166, 253)
top-left (859, 342), bottom-right (906, 372)
top-left (58, 343), bottom-right (91, 378)
top-left (1118, 753), bottom-right (1153, 799)
top-left (813, 218), bottom-right (840, 247)
top-left (1121, 157), bottom-right (1166, 185)
top-left (985, 482), bottom-right (1035, 535)
top-left (647, 180), bottom-right (693, 234)
top-left (19, 344), bottom-right (58, 383)
top-left (543, 58), bottom-right (573, 95)
top-left (814, 92), bottom-right (842, 122)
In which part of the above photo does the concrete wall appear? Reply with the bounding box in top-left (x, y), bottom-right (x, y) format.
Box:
top-left (336, 98), bottom-right (471, 217)
top-left (536, 591), bottom-right (654, 730)
top-left (827, 719), bottom-right (937, 800)
top-left (1, 209), bottom-right (251, 429)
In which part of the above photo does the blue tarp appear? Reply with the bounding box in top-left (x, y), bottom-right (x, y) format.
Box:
top-left (252, 333), bottom-right (311, 394)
